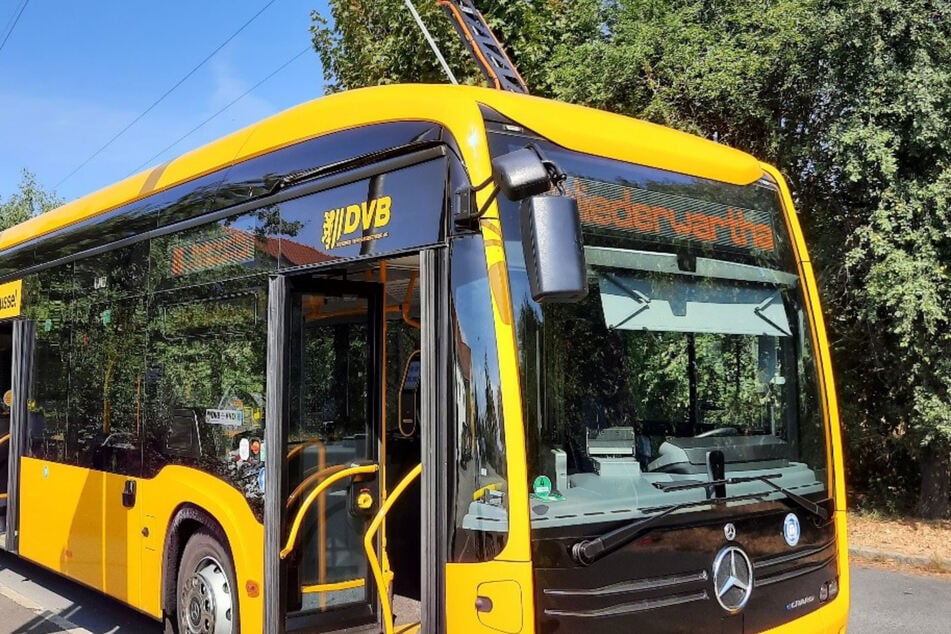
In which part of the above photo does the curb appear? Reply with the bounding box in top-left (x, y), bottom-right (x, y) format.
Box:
top-left (849, 547), bottom-right (951, 570)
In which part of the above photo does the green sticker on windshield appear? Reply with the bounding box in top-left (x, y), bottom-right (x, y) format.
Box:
top-left (531, 475), bottom-right (564, 502)
top-left (533, 475), bottom-right (551, 497)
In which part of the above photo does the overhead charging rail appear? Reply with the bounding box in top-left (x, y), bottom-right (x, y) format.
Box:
top-left (437, 0), bottom-right (530, 94)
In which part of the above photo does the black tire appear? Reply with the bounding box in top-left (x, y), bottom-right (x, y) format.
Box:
top-left (175, 529), bottom-right (240, 634)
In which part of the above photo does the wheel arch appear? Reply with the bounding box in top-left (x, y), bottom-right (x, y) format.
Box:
top-left (161, 503), bottom-right (234, 620)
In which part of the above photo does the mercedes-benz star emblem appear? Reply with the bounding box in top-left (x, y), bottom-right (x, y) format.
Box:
top-left (724, 523), bottom-right (736, 541)
top-left (712, 545), bottom-right (754, 613)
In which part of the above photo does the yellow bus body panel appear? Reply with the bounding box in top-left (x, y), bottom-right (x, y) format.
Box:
top-left (761, 163), bottom-right (850, 619)
top-left (0, 85), bottom-right (763, 259)
top-left (136, 465), bottom-right (265, 631)
top-left (18, 458), bottom-right (142, 604)
top-left (446, 560), bottom-right (535, 633)
top-left (18, 458), bottom-right (263, 631)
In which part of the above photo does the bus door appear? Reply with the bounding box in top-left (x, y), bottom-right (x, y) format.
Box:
top-left (268, 276), bottom-right (386, 632)
top-left (265, 249), bottom-right (448, 634)
top-left (1, 319), bottom-right (34, 552)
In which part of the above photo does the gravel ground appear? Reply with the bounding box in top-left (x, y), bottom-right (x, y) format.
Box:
top-left (848, 512), bottom-right (951, 576)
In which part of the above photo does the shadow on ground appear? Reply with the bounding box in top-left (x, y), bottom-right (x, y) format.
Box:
top-left (0, 551), bottom-right (161, 634)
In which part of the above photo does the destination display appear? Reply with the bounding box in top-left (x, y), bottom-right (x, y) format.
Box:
top-left (566, 176), bottom-right (777, 253)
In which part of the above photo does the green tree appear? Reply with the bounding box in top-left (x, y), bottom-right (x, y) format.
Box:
top-left (813, 1), bottom-right (951, 519)
top-left (312, 0), bottom-right (951, 518)
top-left (310, 0), bottom-right (603, 93)
top-left (0, 169), bottom-right (62, 230)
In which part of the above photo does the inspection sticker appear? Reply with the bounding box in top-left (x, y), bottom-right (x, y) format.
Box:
top-left (531, 475), bottom-right (565, 502)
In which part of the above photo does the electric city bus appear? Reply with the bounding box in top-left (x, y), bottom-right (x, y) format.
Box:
top-left (0, 84), bottom-right (848, 634)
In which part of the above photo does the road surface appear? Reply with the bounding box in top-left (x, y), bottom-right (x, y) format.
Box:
top-left (0, 551), bottom-right (160, 633)
top-left (1, 554), bottom-right (949, 633)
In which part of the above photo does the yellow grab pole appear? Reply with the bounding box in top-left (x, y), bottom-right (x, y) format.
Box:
top-left (363, 463), bottom-right (422, 634)
top-left (280, 464), bottom-right (379, 560)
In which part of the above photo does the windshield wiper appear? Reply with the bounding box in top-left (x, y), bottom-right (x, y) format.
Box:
top-left (652, 473), bottom-right (828, 522)
top-left (571, 492), bottom-right (767, 566)
top-left (748, 474), bottom-right (829, 521)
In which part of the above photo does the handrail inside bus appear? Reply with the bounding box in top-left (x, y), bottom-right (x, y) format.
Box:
top-left (280, 463), bottom-right (379, 560)
top-left (364, 463), bottom-right (422, 634)
top-left (301, 578), bottom-right (365, 595)
top-left (402, 271), bottom-right (420, 329)
top-left (286, 464), bottom-right (347, 510)
top-left (287, 438), bottom-right (326, 462)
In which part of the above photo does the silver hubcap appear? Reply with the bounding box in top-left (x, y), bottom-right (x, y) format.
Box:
top-left (180, 556), bottom-right (232, 634)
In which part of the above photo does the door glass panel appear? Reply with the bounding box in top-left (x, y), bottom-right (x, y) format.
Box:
top-left (285, 286), bottom-right (378, 617)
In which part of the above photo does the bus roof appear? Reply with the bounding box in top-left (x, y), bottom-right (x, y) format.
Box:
top-left (2, 84), bottom-right (765, 254)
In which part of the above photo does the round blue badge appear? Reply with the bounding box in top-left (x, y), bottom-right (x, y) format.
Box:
top-left (783, 513), bottom-right (801, 547)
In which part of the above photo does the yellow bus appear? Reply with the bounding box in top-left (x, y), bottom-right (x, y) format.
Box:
top-left (0, 84), bottom-right (848, 634)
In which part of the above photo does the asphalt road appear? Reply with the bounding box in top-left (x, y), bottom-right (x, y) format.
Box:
top-left (0, 554), bottom-right (949, 633)
top-left (0, 551), bottom-right (160, 634)
top-left (848, 565), bottom-right (951, 633)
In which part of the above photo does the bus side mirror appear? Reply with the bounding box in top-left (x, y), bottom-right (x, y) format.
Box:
top-left (491, 148), bottom-right (552, 201)
top-left (520, 195), bottom-right (588, 303)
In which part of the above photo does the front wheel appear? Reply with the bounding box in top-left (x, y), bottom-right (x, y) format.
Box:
top-left (176, 530), bottom-right (239, 634)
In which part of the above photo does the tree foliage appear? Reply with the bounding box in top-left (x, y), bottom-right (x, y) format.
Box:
top-left (310, 0), bottom-right (603, 93)
top-left (312, 0), bottom-right (951, 517)
top-left (0, 169), bottom-right (62, 230)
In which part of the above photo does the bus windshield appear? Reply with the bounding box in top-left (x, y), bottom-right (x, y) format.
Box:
top-left (486, 128), bottom-right (829, 530)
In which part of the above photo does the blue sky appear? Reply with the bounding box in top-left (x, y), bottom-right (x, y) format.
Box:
top-left (0, 0), bottom-right (331, 203)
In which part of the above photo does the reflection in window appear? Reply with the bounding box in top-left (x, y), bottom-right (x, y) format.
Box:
top-left (68, 296), bottom-right (146, 475)
top-left (25, 266), bottom-right (73, 463)
top-left (449, 235), bottom-right (508, 562)
top-left (151, 210), bottom-right (280, 290)
top-left (74, 241), bottom-right (150, 298)
top-left (144, 275), bottom-right (268, 517)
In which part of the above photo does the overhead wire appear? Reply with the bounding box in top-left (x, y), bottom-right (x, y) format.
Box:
top-left (55, 0), bottom-right (279, 190)
top-left (401, 0), bottom-right (457, 84)
top-left (129, 45), bottom-right (312, 176)
top-left (0, 0), bottom-right (30, 56)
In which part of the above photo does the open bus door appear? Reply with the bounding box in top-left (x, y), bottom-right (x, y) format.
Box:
top-left (1, 319), bottom-right (35, 552)
top-left (264, 250), bottom-right (447, 633)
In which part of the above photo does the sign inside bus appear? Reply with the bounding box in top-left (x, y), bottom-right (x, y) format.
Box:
top-left (171, 229), bottom-right (255, 277)
top-left (566, 177), bottom-right (776, 253)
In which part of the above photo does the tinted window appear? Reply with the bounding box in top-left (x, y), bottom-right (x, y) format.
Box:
top-left (143, 268), bottom-right (268, 517)
top-left (25, 265), bottom-right (73, 462)
top-left (275, 158), bottom-right (448, 267)
top-left (68, 294), bottom-right (146, 475)
top-left (74, 240), bottom-right (150, 299)
top-left (0, 122), bottom-right (449, 281)
top-left (214, 121), bottom-right (443, 202)
top-left (449, 234), bottom-right (508, 562)
top-left (151, 209), bottom-right (280, 291)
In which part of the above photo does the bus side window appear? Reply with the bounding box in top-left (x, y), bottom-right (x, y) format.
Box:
top-left (69, 244), bottom-right (150, 476)
top-left (23, 267), bottom-right (73, 464)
